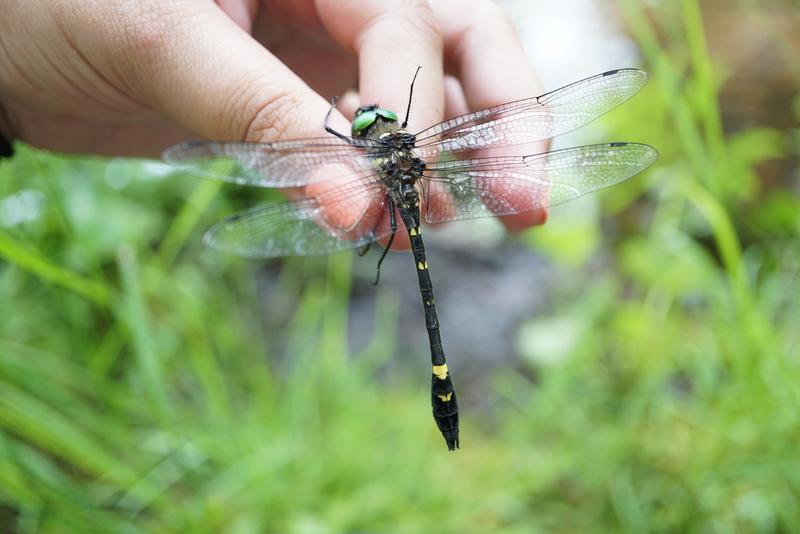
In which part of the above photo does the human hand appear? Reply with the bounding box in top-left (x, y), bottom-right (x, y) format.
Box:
top-left (0, 0), bottom-right (545, 240)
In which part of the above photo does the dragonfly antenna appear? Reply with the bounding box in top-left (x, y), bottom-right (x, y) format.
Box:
top-left (402, 66), bottom-right (422, 128)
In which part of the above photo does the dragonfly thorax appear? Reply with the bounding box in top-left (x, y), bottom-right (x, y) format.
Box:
top-left (351, 107), bottom-right (426, 191)
top-left (370, 131), bottom-right (426, 191)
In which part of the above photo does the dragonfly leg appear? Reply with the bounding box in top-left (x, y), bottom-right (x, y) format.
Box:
top-left (401, 66), bottom-right (422, 128)
top-left (324, 96), bottom-right (353, 144)
top-left (373, 198), bottom-right (397, 286)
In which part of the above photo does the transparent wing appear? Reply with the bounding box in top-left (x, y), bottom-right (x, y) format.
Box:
top-left (413, 69), bottom-right (649, 159)
top-left (204, 178), bottom-right (393, 257)
top-left (163, 137), bottom-right (389, 188)
top-left (421, 143), bottom-right (658, 224)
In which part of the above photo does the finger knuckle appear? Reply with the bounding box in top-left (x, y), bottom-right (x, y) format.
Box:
top-left (475, 1), bottom-right (515, 35)
top-left (115, 2), bottom-right (181, 59)
top-left (366, 1), bottom-right (442, 47)
top-left (235, 84), bottom-right (304, 143)
top-left (398, 1), bottom-right (441, 40)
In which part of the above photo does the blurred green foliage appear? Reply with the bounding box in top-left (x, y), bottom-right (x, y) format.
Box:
top-left (1, 0), bottom-right (799, 531)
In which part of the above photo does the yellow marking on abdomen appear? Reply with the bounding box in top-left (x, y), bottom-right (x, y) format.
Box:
top-left (437, 392), bottom-right (453, 402)
top-left (417, 261), bottom-right (428, 270)
top-left (432, 364), bottom-right (448, 380)
top-left (409, 227), bottom-right (418, 236)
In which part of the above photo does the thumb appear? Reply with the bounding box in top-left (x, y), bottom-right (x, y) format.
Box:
top-left (116, 2), bottom-right (349, 142)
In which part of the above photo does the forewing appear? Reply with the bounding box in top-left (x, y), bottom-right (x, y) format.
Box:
top-left (163, 137), bottom-right (387, 188)
top-left (422, 143), bottom-right (658, 224)
top-left (413, 69), bottom-right (649, 158)
top-left (205, 179), bottom-right (392, 257)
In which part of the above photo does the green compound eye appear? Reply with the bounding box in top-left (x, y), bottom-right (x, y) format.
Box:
top-left (351, 108), bottom-right (399, 136)
top-left (351, 110), bottom-right (378, 135)
top-left (375, 108), bottom-right (398, 122)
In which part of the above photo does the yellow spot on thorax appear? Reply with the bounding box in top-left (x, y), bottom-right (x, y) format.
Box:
top-left (409, 227), bottom-right (420, 236)
top-left (432, 364), bottom-right (448, 380)
top-left (417, 261), bottom-right (428, 270)
top-left (437, 392), bottom-right (454, 402)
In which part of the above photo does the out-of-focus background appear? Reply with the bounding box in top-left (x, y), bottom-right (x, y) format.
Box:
top-left (1, 0), bottom-right (798, 531)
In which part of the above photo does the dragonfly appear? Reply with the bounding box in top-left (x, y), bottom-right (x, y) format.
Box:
top-left (163, 68), bottom-right (658, 451)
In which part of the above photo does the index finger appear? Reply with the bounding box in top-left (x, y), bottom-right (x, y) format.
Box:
top-left (316, 0), bottom-right (445, 250)
top-left (318, 0), bottom-right (445, 132)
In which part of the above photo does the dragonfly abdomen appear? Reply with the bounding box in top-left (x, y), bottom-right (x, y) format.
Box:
top-left (398, 203), bottom-right (460, 451)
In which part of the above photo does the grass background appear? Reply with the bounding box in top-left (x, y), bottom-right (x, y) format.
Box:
top-left (1, 0), bottom-right (799, 531)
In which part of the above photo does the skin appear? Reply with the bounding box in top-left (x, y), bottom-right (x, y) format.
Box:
top-left (0, 0), bottom-right (547, 250)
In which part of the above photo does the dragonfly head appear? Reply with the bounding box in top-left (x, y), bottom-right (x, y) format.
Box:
top-left (351, 105), bottom-right (398, 137)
